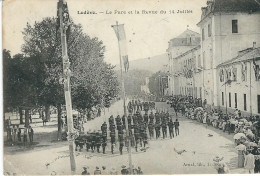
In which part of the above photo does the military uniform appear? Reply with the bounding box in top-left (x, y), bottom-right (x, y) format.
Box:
top-left (102, 137), bottom-right (107, 154)
top-left (133, 123), bottom-right (140, 152)
top-left (118, 133), bottom-right (124, 155)
top-left (168, 120), bottom-right (174, 139)
top-left (90, 133), bottom-right (96, 152)
top-left (155, 122), bottom-right (161, 139)
top-left (86, 135), bottom-right (91, 152)
top-left (101, 122), bottom-right (107, 142)
top-left (95, 134), bottom-right (102, 153)
top-left (144, 113), bottom-right (149, 123)
top-left (109, 115), bottom-right (114, 125)
top-left (75, 135), bottom-right (85, 152)
top-left (149, 112), bottom-right (154, 123)
top-left (148, 122), bottom-right (154, 139)
top-left (161, 121), bottom-right (167, 139)
top-left (109, 123), bottom-right (116, 154)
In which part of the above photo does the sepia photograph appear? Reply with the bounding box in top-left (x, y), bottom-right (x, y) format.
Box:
top-left (2, 0), bottom-right (260, 175)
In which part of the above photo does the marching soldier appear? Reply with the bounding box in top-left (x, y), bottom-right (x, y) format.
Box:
top-left (96, 133), bottom-right (102, 153)
top-left (110, 123), bottom-right (116, 154)
top-left (133, 123), bottom-right (140, 152)
top-left (127, 114), bottom-right (132, 125)
top-left (144, 112), bottom-right (149, 123)
top-left (149, 112), bottom-right (154, 123)
top-left (148, 121), bottom-right (154, 139)
top-left (101, 122), bottom-right (107, 141)
top-left (116, 115), bottom-right (121, 126)
top-left (122, 115), bottom-right (126, 129)
top-left (133, 113), bottom-right (138, 124)
top-left (109, 115), bottom-right (114, 125)
top-left (168, 119), bottom-right (174, 139)
top-left (155, 111), bottom-right (160, 123)
top-left (155, 121), bottom-right (161, 139)
top-left (75, 134), bottom-right (84, 152)
top-left (91, 132), bottom-right (96, 152)
top-left (118, 132), bottom-right (124, 155)
top-left (86, 134), bottom-right (91, 152)
top-left (161, 120), bottom-right (167, 139)
top-left (102, 136), bottom-right (107, 154)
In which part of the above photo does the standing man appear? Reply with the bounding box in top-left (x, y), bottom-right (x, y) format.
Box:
top-left (155, 121), bottom-right (161, 139)
top-left (23, 127), bottom-right (28, 146)
top-left (174, 119), bottom-right (180, 136)
top-left (148, 121), bottom-right (154, 139)
top-left (110, 123), bottom-right (116, 154)
top-left (161, 120), bottom-right (167, 139)
top-left (101, 122), bottom-right (107, 142)
top-left (168, 119), bottom-right (174, 139)
top-left (28, 126), bottom-right (34, 143)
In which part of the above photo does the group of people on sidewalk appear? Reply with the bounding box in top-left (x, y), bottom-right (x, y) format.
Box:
top-left (168, 95), bottom-right (260, 174)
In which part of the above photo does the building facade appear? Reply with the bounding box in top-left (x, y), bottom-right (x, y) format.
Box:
top-left (197, 0), bottom-right (260, 108)
top-left (217, 47), bottom-right (260, 116)
top-left (167, 29), bottom-right (201, 95)
top-left (167, 0), bottom-right (260, 115)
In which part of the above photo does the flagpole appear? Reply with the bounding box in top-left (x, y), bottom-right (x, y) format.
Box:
top-left (115, 21), bottom-right (133, 174)
top-left (58, 0), bottom-right (76, 173)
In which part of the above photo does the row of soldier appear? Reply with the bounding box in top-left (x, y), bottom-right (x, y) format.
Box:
top-left (75, 110), bottom-right (179, 154)
top-left (127, 100), bottom-right (155, 114)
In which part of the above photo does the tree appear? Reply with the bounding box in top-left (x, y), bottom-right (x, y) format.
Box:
top-left (20, 17), bottom-right (119, 139)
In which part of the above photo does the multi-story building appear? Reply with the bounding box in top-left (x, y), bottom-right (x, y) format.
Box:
top-left (167, 29), bottom-right (200, 95)
top-left (197, 0), bottom-right (260, 109)
top-left (217, 46), bottom-right (260, 116)
top-left (166, 0), bottom-right (260, 115)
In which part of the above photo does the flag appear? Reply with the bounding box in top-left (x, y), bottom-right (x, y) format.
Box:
top-left (112, 23), bottom-right (129, 72)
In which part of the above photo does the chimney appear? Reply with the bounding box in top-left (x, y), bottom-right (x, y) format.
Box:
top-left (253, 42), bottom-right (256, 49)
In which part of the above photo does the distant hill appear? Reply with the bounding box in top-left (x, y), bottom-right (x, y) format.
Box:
top-left (116, 53), bottom-right (169, 73)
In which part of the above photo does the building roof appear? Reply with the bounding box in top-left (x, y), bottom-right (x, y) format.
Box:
top-left (174, 45), bottom-right (201, 60)
top-left (198, 0), bottom-right (260, 25)
top-left (217, 47), bottom-right (260, 67)
top-left (169, 29), bottom-right (200, 47)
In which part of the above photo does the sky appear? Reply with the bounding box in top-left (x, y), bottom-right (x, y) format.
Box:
top-left (2, 0), bottom-right (207, 65)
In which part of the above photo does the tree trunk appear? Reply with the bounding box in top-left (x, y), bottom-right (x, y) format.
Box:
top-left (57, 104), bottom-right (62, 141)
top-left (25, 109), bottom-right (30, 128)
top-left (19, 107), bottom-right (23, 124)
top-left (45, 105), bottom-right (50, 122)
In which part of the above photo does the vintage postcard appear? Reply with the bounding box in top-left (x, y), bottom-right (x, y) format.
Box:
top-left (2, 0), bottom-right (260, 175)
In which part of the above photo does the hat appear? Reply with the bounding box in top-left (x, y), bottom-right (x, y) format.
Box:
top-left (83, 166), bottom-right (88, 169)
top-left (96, 166), bottom-right (99, 169)
top-left (121, 165), bottom-right (126, 168)
top-left (102, 166), bottom-right (106, 169)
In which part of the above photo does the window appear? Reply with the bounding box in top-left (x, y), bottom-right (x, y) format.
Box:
top-left (229, 92), bottom-right (231, 107)
top-left (235, 93), bottom-right (237, 108)
top-left (232, 20), bottom-right (238, 33)
top-left (222, 92), bottom-right (224, 106)
top-left (241, 62), bottom-right (247, 82)
top-left (202, 28), bottom-right (205, 41)
top-left (208, 24), bottom-right (211, 37)
top-left (233, 68), bottom-right (237, 81)
top-left (244, 94), bottom-right (247, 111)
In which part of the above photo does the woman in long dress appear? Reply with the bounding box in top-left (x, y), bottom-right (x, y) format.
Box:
top-left (235, 142), bottom-right (247, 168)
